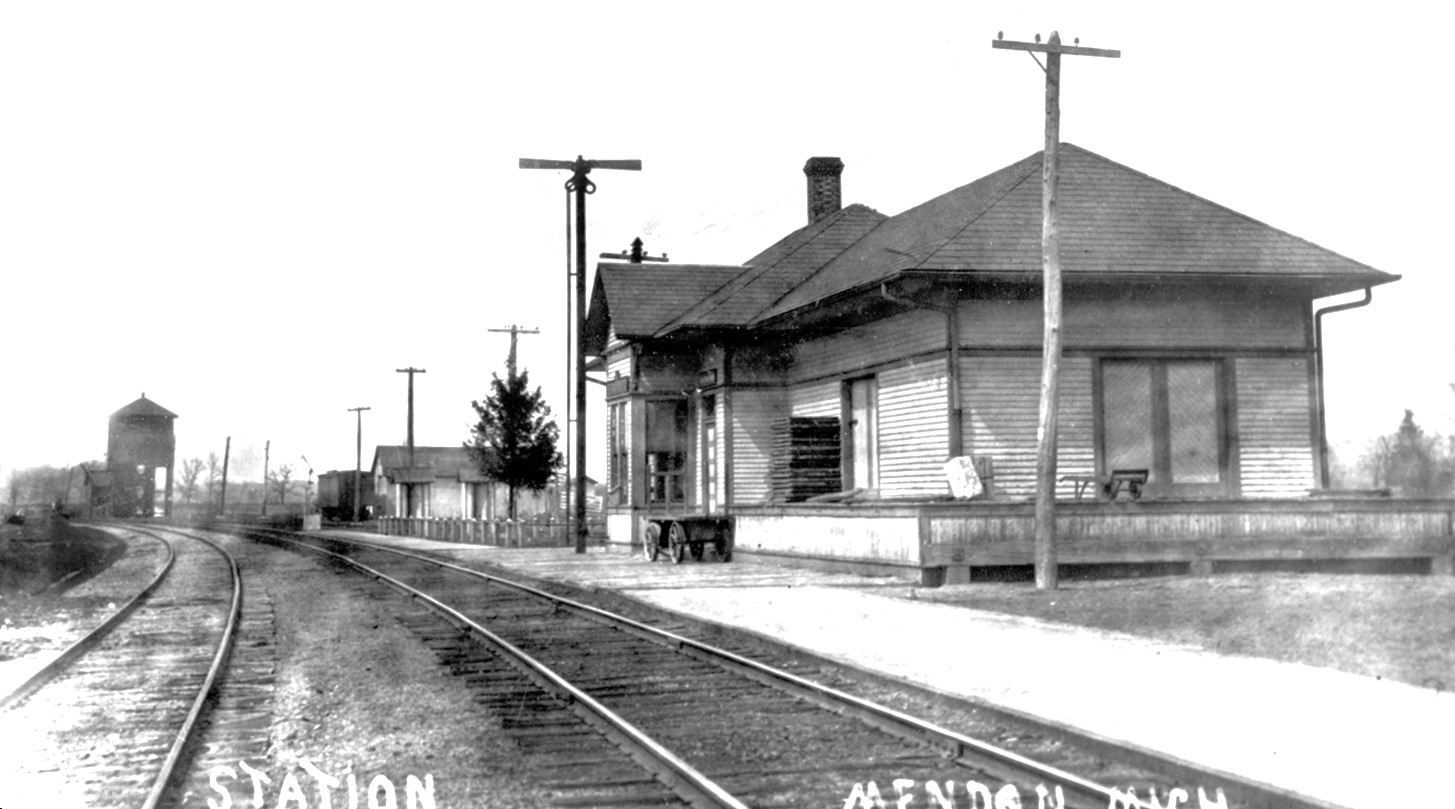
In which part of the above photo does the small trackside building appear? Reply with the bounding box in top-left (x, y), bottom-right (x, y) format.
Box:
top-left (585, 146), bottom-right (1452, 584)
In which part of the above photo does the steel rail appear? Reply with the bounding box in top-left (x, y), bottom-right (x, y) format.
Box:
top-left (261, 530), bottom-right (1119, 805)
top-left (0, 529), bottom-right (176, 711)
top-left (263, 532), bottom-right (750, 809)
top-left (138, 526), bottom-right (245, 809)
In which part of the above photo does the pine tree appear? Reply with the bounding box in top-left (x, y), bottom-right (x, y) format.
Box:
top-left (466, 366), bottom-right (562, 519)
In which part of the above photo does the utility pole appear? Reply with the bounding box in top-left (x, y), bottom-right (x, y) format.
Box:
top-left (519, 155), bottom-right (642, 554)
top-left (261, 439), bottom-right (271, 517)
top-left (220, 436), bottom-right (230, 516)
top-left (993, 31), bottom-right (1119, 590)
top-left (349, 406), bottom-right (371, 522)
top-left (396, 367), bottom-right (425, 518)
top-left (487, 324), bottom-right (540, 382)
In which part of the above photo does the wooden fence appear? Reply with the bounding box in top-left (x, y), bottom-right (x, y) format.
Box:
top-left (376, 515), bottom-right (607, 548)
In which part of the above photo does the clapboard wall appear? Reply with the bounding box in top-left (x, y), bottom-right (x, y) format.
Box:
top-left (961, 355), bottom-right (1095, 499)
top-left (1235, 356), bottom-right (1317, 497)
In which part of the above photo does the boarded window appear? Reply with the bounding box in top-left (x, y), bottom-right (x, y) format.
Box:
top-left (769, 417), bottom-right (841, 502)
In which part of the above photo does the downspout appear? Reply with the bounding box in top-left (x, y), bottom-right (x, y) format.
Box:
top-left (881, 283), bottom-right (963, 457)
top-left (1314, 286), bottom-right (1373, 488)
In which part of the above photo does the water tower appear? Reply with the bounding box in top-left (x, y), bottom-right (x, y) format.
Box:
top-left (107, 394), bottom-right (177, 518)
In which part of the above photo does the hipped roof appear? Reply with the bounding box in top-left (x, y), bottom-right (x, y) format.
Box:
top-left (586, 143), bottom-right (1397, 349)
top-left (111, 396), bottom-right (178, 420)
top-left (371, 445), bottom-right (490, 483)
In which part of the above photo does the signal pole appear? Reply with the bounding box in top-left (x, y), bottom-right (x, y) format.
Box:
top-left (487, 324), bottom-right (540, 382)
top-left (993, 31), bottom-right (1119, 590)
top-left (519, 155), bottom-right (642, 554)
top-left (348, 406), bottom-right (371, 522)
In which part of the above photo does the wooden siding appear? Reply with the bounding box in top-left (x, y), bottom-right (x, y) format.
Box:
top-left (733, 512), bottom-right (922, 565)
top-left (606, 347), bottom-right (632, 384)
top-left (959, 286), bottom-right (1309, 351)
top-left (922, 499), bottom-right (1453, 567)
top-left (730, 388), bottom-right (786, 504)
top-left (961, 355), bottom-right (1095, 499)
top-left (876, 361), bottom-right (950, 497)
top-left (790, 379), bottom-right (840, 418)
top-left (788, 307), bottom-right (945, 384)
top-left (1236, 357), bottom-right (1316, 497)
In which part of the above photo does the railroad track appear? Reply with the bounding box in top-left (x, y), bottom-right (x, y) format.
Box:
top-left (1, 525), bottom-right (242, 809)
top-left (249, 527), bottom-right (1195, 809)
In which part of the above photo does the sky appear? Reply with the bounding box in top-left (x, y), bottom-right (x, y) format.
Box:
top-left (1, 1), bottom-right (1451, 488)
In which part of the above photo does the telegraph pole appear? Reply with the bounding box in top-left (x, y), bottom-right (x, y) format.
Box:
top-left (520, 155), bottom-right (642, 554)
top-left (349, 406), bottom-right (371, 522)
top-left (487, 324), bottom-right (540, 381)
top-left (993, 31), bottom-right (1119, 590)
top-left (395, 367), bottom-right (426, 467)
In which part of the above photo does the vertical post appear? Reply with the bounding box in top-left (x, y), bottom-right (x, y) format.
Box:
top-left (220, 436), bottom-right (230, 516)
top-left (574, 168), bottom-right (589, 554)
top-left (261, 439), bottom-right (271, 516)
top-left (1034, 36), bottom-right (1063, 590)
top-left (349, 406), bottom-right (371, 522)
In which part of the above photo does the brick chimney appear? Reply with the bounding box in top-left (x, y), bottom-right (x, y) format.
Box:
top-left (803, 156), bottom-right (844, 225)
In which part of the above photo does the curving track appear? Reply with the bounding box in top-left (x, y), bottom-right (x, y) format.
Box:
top-left (252, 527), bottom-right (1187, 809)
top-left (1, 525), bottom-right (242, 809)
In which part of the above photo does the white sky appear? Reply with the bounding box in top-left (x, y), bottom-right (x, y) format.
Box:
top-left (1, 1), bottom-right (1450, 484)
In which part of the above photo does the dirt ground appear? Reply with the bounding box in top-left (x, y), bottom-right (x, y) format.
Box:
top-left (902, 572), bottom-right (1455, 690)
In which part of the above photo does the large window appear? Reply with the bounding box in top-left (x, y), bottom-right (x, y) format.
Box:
top-left (608, 402), bottom-right (628, 505)
top-left (1100, 359), bottom-right (1226, 498)
top-left (645, 398), bottom-right (688, 505)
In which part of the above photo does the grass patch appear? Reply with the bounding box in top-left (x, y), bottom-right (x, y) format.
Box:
top-left (906, 572), bottom-right (1455, 689)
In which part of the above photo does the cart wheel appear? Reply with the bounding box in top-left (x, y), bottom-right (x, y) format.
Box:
top-left (668, 521), bottom-right (687, 564)
top-left (714, 535), bottom-right (733, 563)
top-left (641, 521), bottom-right (661, 562)
top-left (690, 542), bottom-right (704, 561)
top-left (1129, 482), bottom-right (1143, 500)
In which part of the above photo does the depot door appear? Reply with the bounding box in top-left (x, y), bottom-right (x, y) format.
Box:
top-left (1100, 359), bottom-right (1227, 498)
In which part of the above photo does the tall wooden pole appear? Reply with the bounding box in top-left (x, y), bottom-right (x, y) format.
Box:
top-left (994, 31), bottom-right (1119, 590)
top-left (349, 406), bottom-right (371, 522)
top-left (1035, 35), bottom-right (1064, 590)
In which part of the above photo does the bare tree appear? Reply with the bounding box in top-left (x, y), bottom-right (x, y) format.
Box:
top-left (179, 458), bottom-right (204, 505)
top-left (270, 464), bottom-right (294, 504)
top-left (204, 452), bottom-right (222, 507)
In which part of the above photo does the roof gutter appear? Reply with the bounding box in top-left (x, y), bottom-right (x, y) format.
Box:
top-left (1314, 286), bottom-right (1373, 488)
top-left (881, 282), bottom-right (964, 458)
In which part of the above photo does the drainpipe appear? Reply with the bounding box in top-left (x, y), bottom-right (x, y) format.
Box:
top-left (880, 283), bottom-right (963, 457)
top-left (1314, 286), bottom-right (1373, 488)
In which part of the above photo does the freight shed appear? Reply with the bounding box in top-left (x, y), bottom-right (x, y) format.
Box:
top-left (584, 146), bottom-right (1451, 584)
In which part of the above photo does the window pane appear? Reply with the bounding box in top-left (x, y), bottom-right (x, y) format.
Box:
top-left (1103, 362), bottom-right (1154, 480)
top-left (1167, 362), bottom-right (1219, 484)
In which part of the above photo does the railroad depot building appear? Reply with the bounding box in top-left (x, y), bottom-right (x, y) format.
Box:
top-left (583, 145), bottom-right (1455, 583)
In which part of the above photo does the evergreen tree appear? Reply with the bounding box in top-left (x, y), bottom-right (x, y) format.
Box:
top-left (466, 365), bottom-right (562, 519)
